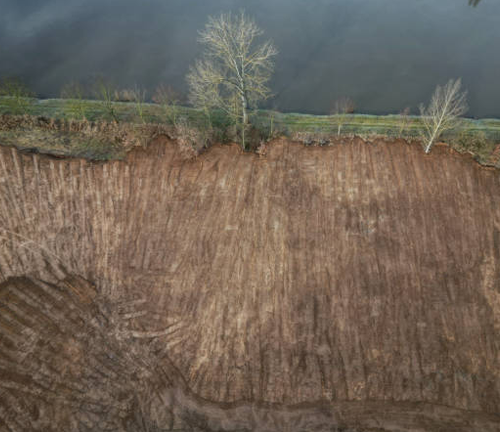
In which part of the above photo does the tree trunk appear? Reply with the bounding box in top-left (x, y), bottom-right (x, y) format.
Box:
top-left (241, 94), bottom-right (247, 151)
top-left (425, 128), bottom-right (438, 153)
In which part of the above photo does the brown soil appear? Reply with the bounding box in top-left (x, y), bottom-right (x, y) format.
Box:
top-left (0, 137), bottom-right (499, 430)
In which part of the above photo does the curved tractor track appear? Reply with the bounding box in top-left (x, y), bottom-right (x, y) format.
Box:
top-left (0, 137), bottom-right (499, 431)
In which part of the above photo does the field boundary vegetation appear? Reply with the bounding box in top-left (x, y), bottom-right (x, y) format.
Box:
top-left (0, 96), bottom-right (499, 168)
top-left (1, 14), bottom-right (499, 167)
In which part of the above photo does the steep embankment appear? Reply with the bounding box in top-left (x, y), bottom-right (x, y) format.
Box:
top-left (0, 137), bottom-right (499, 430)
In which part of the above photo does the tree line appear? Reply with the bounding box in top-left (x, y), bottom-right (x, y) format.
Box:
top-left (0, 12), bottom-right (471, 154)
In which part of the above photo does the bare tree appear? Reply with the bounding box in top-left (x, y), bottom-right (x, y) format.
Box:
top-left (398, 106), bottom-right (411, 139)
top-left (93, 77), bottom-right (119, 123)
top-left (153, 84), bottom-right (180, 125)
top-left (419, 78), bottom-right (468, 154)
top-left (130, 87), bottom-right (147, 124)
top-left (61, 81), bottom-right (88, 120)
top-left (331, 97), bottom-right (355, 136)
top-left (187, 11), bottom-right (277, 150)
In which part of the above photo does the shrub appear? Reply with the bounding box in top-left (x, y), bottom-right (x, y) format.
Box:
top-left (92, 77), bottom-right (119, 123)
top-left (449, 129), bottom-right (497, 165)
top-left (173, 117), bottom-right (209, 159)
top-left (152, 85), bottom-right (180, 125)
top-left (0, 114), bottom-right (175, 159)
top-left (291, 131), bottom-right (331, 146)
top-left (0, 77), bottom-right (35, 114)
top-left (61, 81), bottom-right (89, 120)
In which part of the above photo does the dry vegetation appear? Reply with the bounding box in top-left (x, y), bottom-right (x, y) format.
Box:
top-left (0, 136), bottom-right (499, 430)
top-left (0, 114), bottom-right (207, 161)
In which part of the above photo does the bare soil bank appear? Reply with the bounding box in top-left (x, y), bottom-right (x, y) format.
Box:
top-left (0, 137), bottom-right (499, 430)
top-left (3, 273), bottom-right (498, 431)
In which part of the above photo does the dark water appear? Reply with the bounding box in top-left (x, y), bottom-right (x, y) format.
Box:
top-left (0, 0), bottom-right (498, 117)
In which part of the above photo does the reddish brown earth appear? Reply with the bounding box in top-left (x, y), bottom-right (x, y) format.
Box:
top-left (0, 137), bottom-right (499, 431)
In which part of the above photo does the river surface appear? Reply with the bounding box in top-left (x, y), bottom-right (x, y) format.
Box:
top-left (0, 0), bottom-right (498, 117)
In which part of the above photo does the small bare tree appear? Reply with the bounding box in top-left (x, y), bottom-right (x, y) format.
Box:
top-left (187, 11), bottom-right (277, 150)
top-left (153, 84), bottom-right (180, 125)
top-left (398, 106), bottom-right (411, 138)
top-left (331, 97), bottom-right (355, 136)
top-left (61, 81), bottom-right (88, 120)
top-left (130, 87), bottom-right (147, 124)
top-left (93, 77), bottom-right (119, 123)
top-left (419, 78), bottom-right (468, 154)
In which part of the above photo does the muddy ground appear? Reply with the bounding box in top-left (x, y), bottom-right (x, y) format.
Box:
top-left (0, 137), bottom-right (499, 430)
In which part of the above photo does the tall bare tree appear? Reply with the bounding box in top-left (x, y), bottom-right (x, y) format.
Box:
top-left (187, 12), bottom-right (277, 150)
top-left (331, 97), bottom-right (355, 136)
top-left (419, 78), bottom-right (468, 154)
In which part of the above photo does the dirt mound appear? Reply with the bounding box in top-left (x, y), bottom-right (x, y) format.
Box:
top-left (0, 137), bottom-right (499, 430)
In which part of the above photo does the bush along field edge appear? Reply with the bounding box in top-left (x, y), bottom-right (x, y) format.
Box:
top-left (0, 96), bottom-right (499, 168)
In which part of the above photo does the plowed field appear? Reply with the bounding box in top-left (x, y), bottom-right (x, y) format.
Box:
top-left (0, 137), bottom-right (499, 430)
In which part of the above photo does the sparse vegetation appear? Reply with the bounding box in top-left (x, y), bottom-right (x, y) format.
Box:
top-left (61, 81), bottom-right (89, 120)
top-left (114, 88), bottom-right (137, 102)
top-left (93, 77), bottom-right (119, 123)
top-left (130, 87), bottom-right (147, 124)
top-left (291, 130), bottom-right (331, 146)
top-left (153, 84), bottom-right (180, 125)
top-left (331, 97), bottom-right (355, 136)
top-left (0, 114), bottom-right (173, 160)
top-left (174, 117), bottom-right (206, 159)
top-left (398, 107), bottom-right (411, 138)
top-left (0, 92), bottom-right (499, 166)
top-left (0, 77), bottom-right (35, 114)
top-left (449, 128), bottom-right (498, 166)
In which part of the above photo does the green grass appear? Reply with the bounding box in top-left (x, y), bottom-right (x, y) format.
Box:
top-left (252, 110), bottom-right (500, 142)
top-left (3, 96), bottom-right (500, 139)
top-left (0, 97), bottom-right (205, 125)
top-left (1, 97), bottom-right (499, 166)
